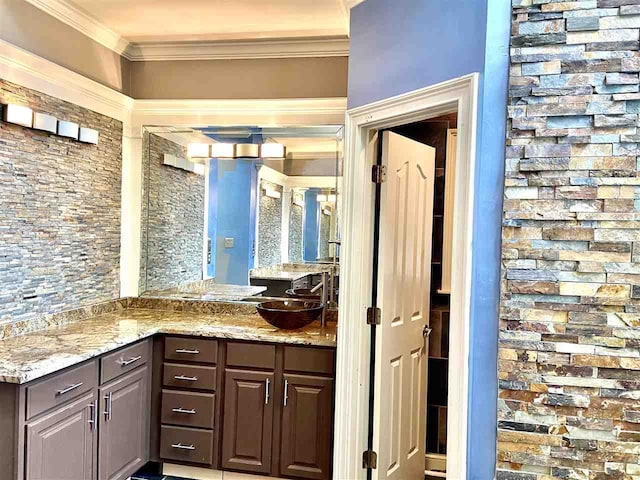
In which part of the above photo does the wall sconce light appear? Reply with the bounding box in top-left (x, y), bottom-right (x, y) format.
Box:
top-left (3, 104), bottom-right (33, 128)
top-left (235, 144), bottom-right (260, 158)
top-left (33, 112), bottom-right (57, 133)
top-left (57, 120), bottom-right (79, 140)
top-left (316, 194), bottom-right (328, 202)
top-left (265, 187), bottom-right (281, 199)
top-left (260, 143), bottom-right (286, 158)
top-left (79, 127), bottom-right (99, 144)
top-left (211, 143), bottom-right (235, 158)
top-left (327, 194), bottom-right (337, 202)
top-left (187, 143), bottom-right (211, 158)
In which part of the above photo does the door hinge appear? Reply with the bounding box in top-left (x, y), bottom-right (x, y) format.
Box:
top-left (362, 449), bottom-right (378, 469)
top-left (366, 307), bottom-right (381, 325)
top-left (372, 164), bottom-right (386, 184)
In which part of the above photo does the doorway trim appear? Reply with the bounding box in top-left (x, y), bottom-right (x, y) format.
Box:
top-left (334, 73), bottom-right (479, 480)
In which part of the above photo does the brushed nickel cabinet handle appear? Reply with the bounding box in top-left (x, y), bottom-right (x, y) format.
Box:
top-left (174, 375), bottom-right (198, 382)
top-left (56, 382), bottom-right (83, 396)
top-left (104, 392), bottom-right (112, 421)
top-left (88, 399), bottom-right (97, 430)
top-left (118, 355), bottom-right (142, 367)
top-left (265, 378), bottom-right (271, 405)
top-left (175, 348), bottom-right (200, 354)
top-left (283, 379), bottom-right (289, 407)
top-left (171, 443), bottom-right (196, 451)
top-left (172, 407), bottom-right (196, 415)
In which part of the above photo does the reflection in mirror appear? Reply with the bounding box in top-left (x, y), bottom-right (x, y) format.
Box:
top-left (139, 125), bottom-right (342, 309)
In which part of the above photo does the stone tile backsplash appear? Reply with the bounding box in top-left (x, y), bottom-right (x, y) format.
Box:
top-left (139, 133), bottom-right (205, 292)
top-left (0, 79), bottom-right (122, 326)
top-left (500, 2), bottom-right (640, 478)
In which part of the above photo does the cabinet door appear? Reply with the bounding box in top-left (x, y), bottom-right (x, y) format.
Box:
top-left (221, 369), bottom-right (275, 474)
top-left (280, 374), bottom-right (334, 480)
top-left (26, 391), bottom-right (97, 480)
top-left (98, 366), bottom-right (149, 480)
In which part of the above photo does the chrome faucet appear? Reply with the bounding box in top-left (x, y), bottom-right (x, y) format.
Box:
top-left (310, 271), bottom-right (329, 326)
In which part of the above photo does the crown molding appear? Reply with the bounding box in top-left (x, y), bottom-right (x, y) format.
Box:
top-left (0, 39), bottom-right (132, 121)
top-left (124, 36), bottom-right (349, 61)
top-left (23, 0), bottom-right (130, 55)
top-left (24, 0), bottom-right (350, 60)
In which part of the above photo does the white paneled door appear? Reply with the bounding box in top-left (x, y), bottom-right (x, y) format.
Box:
top-left (373, 131), bottom-right (435, 480)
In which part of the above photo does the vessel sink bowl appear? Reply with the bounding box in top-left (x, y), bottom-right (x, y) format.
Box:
top-left (285, 288), bottom-right (322, 301)
top-left (256, 300), bottom-right (323, 330)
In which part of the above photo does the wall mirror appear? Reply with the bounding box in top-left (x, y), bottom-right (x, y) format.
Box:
top-left (139, 125), bottom-right (343, 307)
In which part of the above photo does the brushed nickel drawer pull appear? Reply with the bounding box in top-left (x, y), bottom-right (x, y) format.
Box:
top-left (118, 355), bottom-right (142, 367)
top-left (174, 375), bottom-right (198, 382)
top-left (172, 407), bottom-right (197, 415)
top-left (56, 382), bottom-right (84, 396)
top-left (175, 348), bottom-right (200, 354)
top-left (171, 443), bottom-right (196, 451)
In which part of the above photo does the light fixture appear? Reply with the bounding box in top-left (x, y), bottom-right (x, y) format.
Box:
top-left (79, 127), bottom-right (99, 145)
top-left (187, 143), bottom-right (211, 158)
top-left (292, 194), bottom-right (305, 207)
top-left (235, 144), bottom-right (260, 158)
top-left (33, 112), bottom-right (57, 134)
top-left (3, 104), bottom-right (33, 128)
top-left (57, 120), bottom-right (79, 140)
top-left (265, 187), bottom-right (281, 199)
top-left (317, 194), bottom-right (327, 202)
top-left (260, 143), bottom-right (286, 158)
top-left (327, 194), bottom-right (337, 202)
top-left (211, 143), bottom-right (235, 158)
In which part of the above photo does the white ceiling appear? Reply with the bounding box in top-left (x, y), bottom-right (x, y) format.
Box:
top-left (67, 0), bottom-right (351, 43)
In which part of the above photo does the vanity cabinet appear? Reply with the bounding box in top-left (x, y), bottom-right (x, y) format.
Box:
top-left (98, 366), bottom-right (149, 480)
top-left (0, 338), bottom-right (151, 480)
top-left (155, 339), bottom-right (336, 480)
top-left (25, 391), bottom-right (97, 480)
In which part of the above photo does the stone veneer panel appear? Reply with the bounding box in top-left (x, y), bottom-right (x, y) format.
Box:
top-left (0, 79), bottom-right (122, 326)
top-left (288, 202), bottom-right (304, 263)
top-left (500, 2), bottom-right (640, 479)
top-left (257, 179), bottom-right (283, 267)
top-left (139, 133), bottom-right (205, 292)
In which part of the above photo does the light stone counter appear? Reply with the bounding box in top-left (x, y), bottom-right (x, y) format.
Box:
top-left (143, 283), bottom-right (267, 302)
top-left (0, 307), bottom-right (337, 385)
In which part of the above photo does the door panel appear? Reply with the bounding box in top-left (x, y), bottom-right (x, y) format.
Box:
top-left (280, 374), bottom-right (333, 480)
top-left (26, 392), bottom-right (96, 480)
top-left (374, 131), bottom-right (435, 480)
top-left (98, 366), bottom-right (149, 480)
top-left (221, 369), bottom-right (274, 474)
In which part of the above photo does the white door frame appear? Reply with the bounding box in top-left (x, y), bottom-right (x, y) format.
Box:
top-left (334, 73), bottom-right (479, 480)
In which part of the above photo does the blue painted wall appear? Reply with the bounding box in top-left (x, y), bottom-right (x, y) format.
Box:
top-left (303, 189), bottom-right (319, 262)
top-left (206, 160), bottom-right (218, 278)
top-left (348, 1), bottom-right (510, 477)
top-left (212, 159), bottom-right (257, 285)
top-left (348, 0), bottom-right (488, 109)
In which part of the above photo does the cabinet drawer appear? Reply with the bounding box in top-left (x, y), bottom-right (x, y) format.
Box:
top-left (26, 361), bottom-right (97, 420)
top-left (100, 340), bottom-right (149, 384)
top-left (226, 342), bottom-right (275, 370)
top-left (165, 337), bottom-right (218, 364)
top-left (284, 346), bottom-right (335, 375)
top-left (163, 363), bottom-right (216, 391)
top-left (161, 390), bottom-right (215, 429)
top-left (160, 425), bottom-right (213, 465)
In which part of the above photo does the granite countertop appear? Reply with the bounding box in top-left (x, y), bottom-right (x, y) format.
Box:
top-left (143, 284), bottom-right (267, 302)
top-left (0, 308), bottom-right (337, 385)
top-left (250, 263), bottom-right (335, 282)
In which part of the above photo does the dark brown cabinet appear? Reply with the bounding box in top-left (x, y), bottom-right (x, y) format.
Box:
top-left (280, 374), bottom-right (334, 479)
top-left (221, 369), bottom-right (275, 474)
top-left (98, 365), bottom-right (149, 480)
top-left (25, 391), bottom-right (97, 480)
